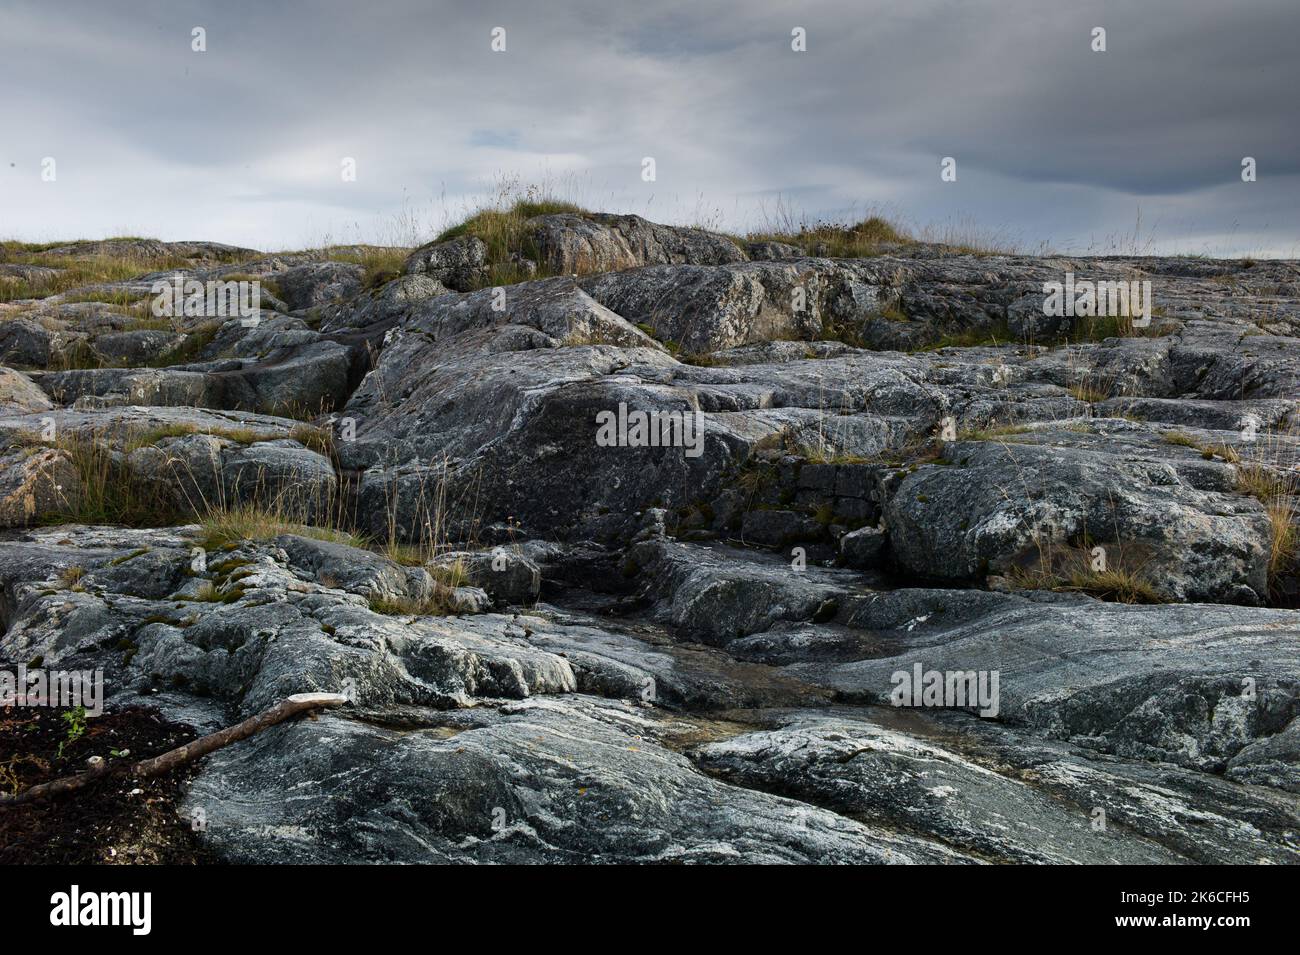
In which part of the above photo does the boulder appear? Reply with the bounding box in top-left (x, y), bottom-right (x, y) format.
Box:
top-left (91, 329), bottom-right (186, 365)
top-left (0, 366), bottom-right (52, 412)
top-left (883, 440), bottom-right (1273, 603)
top-left (839, 525), bottom-right (887, 568)
top-left (433, 549), bottom-right (541, 606)
top-left (528, 212), bottom-right (746, 275)
top-left (0, 447), bottom-right (80, 526)
top-left (694, 713), bottom-right (1299, 864)
top-left (402, 235), bottom-right (489, 291)
top-left (271, 261), bottom-right (365, 311)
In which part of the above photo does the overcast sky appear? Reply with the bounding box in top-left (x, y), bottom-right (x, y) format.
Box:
top-left (2, 0), bottom-right (1297, 256)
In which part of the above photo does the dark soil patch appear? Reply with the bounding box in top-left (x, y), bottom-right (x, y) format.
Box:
top-left (0, 704), bottom-right (216, 864)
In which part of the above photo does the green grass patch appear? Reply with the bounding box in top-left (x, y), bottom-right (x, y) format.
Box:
top-left (747, 215), bottom-right (910, 258)
top-left (957, 423), bottom-right (1035, 442)
top-left (434, 198), bottom-right (591, 289)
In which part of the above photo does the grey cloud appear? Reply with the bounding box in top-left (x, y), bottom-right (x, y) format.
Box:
top-left (1, 0), bottom-right (1295, 255)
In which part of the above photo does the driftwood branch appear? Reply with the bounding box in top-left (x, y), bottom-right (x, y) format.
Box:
top-left (0, 692), bottom-right (348, 806)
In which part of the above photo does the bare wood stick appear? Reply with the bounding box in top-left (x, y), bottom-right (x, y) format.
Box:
top-left (131, 693), bottom-right (347, 776)
top-left (0, 692), bottom-right (347, 806)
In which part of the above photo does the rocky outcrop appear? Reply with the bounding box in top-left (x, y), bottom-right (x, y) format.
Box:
top-left (0, 446), bottom-right (80, 526)
top-left (269, 262), bottom-right (364, 311)
top-left (0, 406), bottom-right (332, 527)
top-left (885, 439), bottom-right (1274, 603)
top-left (184, 698), bottom-right (968, 864)
top-left (2, 213), bottom-right (1298, 864)
top-left (31, 239), bottom-right (259, 262)
top-left (1, 525), bottom-right (1297, 863)
top-left (694, 713), bottom-right (1299, 864)
top-left (0, 366), bottom-right (52, 412)
top-left (402, 235), bottom-right (490, 291)
top-left (528, 212), bottom-right (746, 274)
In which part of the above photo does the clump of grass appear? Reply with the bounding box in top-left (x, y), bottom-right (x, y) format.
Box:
top-left (382, 542), bottom-right (425, 566)
top-left (28, 422), bottom-right (358, 545)
top-left (57, 288), bottom-right (150, 310)
top-left (677, 351), bottom-right (719, 367)
top-left (259, 277), bottom-right (283, 302)
top-left (122, 424), bottom-right (201, 452)
top-left (1236, 461), bottom-right (1286, 500)
top-left (210, 272), bottom-right (280, 302)
top-left (197, 502), bottom-right (366, 551)
top-left (736, 463), bottom-right (778, 499)
top-left (820, 318), bottom-right (868, 348)
top-left (747, 213), bottom-right (910, 258)
top-left (38, 431), bottom-right (177, 526)
top-left (868, 435), bottom-right (947, 469)
top-left (1068, 381), bottom-right (1111, 404)
top-left (57, 565), bottom-right (85, 589)
top-left (144, 321), bottom-right (222, 368)
top-left (1169, 437), bottom-right (1237, 463)
top-left (1069, 311), bottom-right (1168, 343)
top-left (258, 396), bottom-right (334, 421)
top-left (1006, 549), bottom-right (1165, 604)
top-left (804, 450), bottom-right (871, 465)
top-left (47, 339), bottom-right (104, 371)
top-left (1161, 431), bottom-right (1244, 462)
top-left (1236, 456), bottom-right (1299, 595)
top-left (0, 239), bottom-right (247, 304)
top-left (18, 413), bottom-right (441, 575)
top-left (290, 423), bottom-right (335, 456)
top-left (1064, 567), bottom-right (1165, 604)
top-left (438, 198), bottom-right (587, 243)
top-left (212, 427), bottom-right (279, 445)
top-left (432, 557), bottom-right (469, 589)
top-left (55, 319), bottom-right (225, 372)
top-left (0, 254), bottom-right (174, 304)
top-left (918, 319), bottom-right (1014, 351)
top-left (436, 182), bottom-right (590, 288)
top-left (190, 580), bottom-right (222, 602)
top-left (750, 426), bottom-right (799, 458)
top-left (368, 591), bottom-right (450, 616)
top-left (119, 423), bottom-right (285, 453)
top-left (368, 558), bottom-right (471, 616)
top-left (958, 423), bottom-right (1035, 442)
top-left (560, 328), bottom-right (614, 347)
top-left (1264, 504), bottom-right (1299, 592)
top-left (323, 246), bottom-right (411, 291)
top-left (372, 454), bottom-right (481, 569)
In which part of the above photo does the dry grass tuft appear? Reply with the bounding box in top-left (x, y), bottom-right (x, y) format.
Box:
top-left (1005, 546), bottom-right (1165, 604)
top-left (1235, 444), bottom-right (1299, 596)
top-left (196, 502), bottom-right (366, 552)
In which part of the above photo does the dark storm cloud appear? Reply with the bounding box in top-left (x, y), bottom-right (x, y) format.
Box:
top-left (1, 0), bottom-right (1296, 254)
